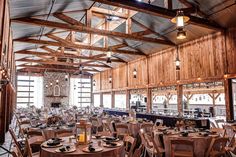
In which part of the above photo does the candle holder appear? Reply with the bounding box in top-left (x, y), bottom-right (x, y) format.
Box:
top-left (75, 119), bottom-right (92, 144)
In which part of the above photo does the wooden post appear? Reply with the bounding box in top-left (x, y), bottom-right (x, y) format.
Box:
top-left (126, 90), bottom-right (130, 111)
top-left (209, 92), bottom-right (221, 116)
top-left (100, 93), bottom-right (103, 108)
top-left (111, 91), bottom-right (115, 108)
top-left (224, 79), bottom-right (234, 121)
top-left (0, 84), bottom-right (7, 144)
top-left (177, 85), bottom-right (183, 113)
top-left (184, 93), bottom-right (193, 109)
top-left (146, 88), bottom-right (152, 113)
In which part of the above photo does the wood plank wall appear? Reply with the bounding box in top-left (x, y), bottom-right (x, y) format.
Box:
top-left (93, 28), bottom-right (236, 92)
top-left (0, 0), bottom-right (16, 144)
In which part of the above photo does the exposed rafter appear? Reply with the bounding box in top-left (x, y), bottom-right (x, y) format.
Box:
top-left (17, 65), bottom-right (99, 72)
top-left (92, 0), bottom-right (223, 30)
top-left (15, 50), bottom-right (125, 63)
top-left (12, 17), bottom-right (175, 45)
top-left (14, 37), bottom-right (144, 56)
top-left (16, 58), bottom-right (110, 68)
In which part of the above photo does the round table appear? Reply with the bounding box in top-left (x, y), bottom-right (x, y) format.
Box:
top-left (154, 130), bottom-right (213, 157)
top-left (40, 137), bottom-right (125, 157)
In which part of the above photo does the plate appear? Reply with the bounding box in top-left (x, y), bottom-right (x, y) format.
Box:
top-left (102, 137), bottom-right (119, 142)
top-left (82, 147), bottom-right (103, 153)
top-left (42, 142), bottom-right (62, 148)
top-left (55, 146), bottom-right (76, 153)
top-left (103, 142), bottom-right (122, 148)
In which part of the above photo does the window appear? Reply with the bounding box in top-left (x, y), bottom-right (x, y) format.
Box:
top-left (103, 94), bottom-right (111, 108)
top-left (69, 77), bottom-right (92, 108)
top-left (115, 94), bottom-right (126, 109)
top-left (93, 94), bottom-right (100, 107)
top-left (17, 75), bottom-right (43, 108)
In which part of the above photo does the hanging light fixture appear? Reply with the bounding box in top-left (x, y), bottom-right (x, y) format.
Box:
top-left (133, 68), bottom-right (137, 78)
top-left (177, 28), bottom-right (186, 40)
top-left (45, 84), bottom-right (48, 88)
top-left (50, 82), bottom-right (53, 86)
top-left (65, 74), bottom-right (68, 81)
top-left (175, 46), bottom-right (180, 70)
top-left (79, 64), bottom-right (83, 75)
top-left (106, 51), bottom-right (112, 63)
top-left (56, 79), bottom-right (59, 84)
top-left (109, 75), bottom-right (112, 83)
top-left (171, 10), bottom-right (190, 28)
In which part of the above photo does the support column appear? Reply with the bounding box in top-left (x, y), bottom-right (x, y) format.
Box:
top-left (100, 93), bottom-right (103, 108)
top-left (177, 85), bottom-right (183, 113)
top-left (0, 84), bottom-right (7, 144)
top-left (224, 79), bottom-right (234, 121)
top-left (146, 88), bottom-right (152, 113)
top-left (126, 90), bottom-right (130, 111)
top-left (111, 91), bottom-right (115, 108)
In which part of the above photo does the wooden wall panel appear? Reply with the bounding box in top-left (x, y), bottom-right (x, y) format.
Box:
top-left (148, 48), bottom-right (176, 86)
top-left (180, 32), bottom-right (224, 80)
top-left (112, 65), bottom-right (127, 89)
top-left (226, 27), bottom-right (236, 74)
top-left (100, 69), bottom-right (112, 91)
top-left (128, 58), bottom-right (148, 88)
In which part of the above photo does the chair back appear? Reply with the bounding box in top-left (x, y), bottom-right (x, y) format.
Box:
top-left (210, 128), bottom-right (226, 137)
top-left (25, 138), bottom-right (33, 157)
top-left (171, 139), bottom-right (194, 157)
top-left (115, 123), bottom-right (129, 135)
top-left (205, 137), bottom-right (228, 157)
top-left (223, 125), bottom-right (235, 138)
top-left (133, 144), bottom-right (144, 157)
top-left (140, 123), bottom-right (154, 134)
top-left (123, 135), bottom-right (136, 157)
top-left (9, 128), bottom-right (24, 156)
top-left (215, 119), bottom-right (225, 128)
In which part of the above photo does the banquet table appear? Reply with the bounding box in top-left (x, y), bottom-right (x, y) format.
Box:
top-left (154, 130), bottom-right (213, 157)
top-left (40, 137), bottom-right (125, 157)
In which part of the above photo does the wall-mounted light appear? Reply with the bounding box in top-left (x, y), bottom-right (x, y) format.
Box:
top-left (175, 47), bottom-right (180, 70)
top-left (56, 79), bottom-right (59, 84)
top-left (65, 74), bottom-right (68, 81)
top-left (93, 80), bottom-right (96, 86)
top-left (109, 75), bottom-right (112, 83)
top-left (79, 65), bottom-right (83, 75)
top-left (133, 68), bottom-right (137, 78)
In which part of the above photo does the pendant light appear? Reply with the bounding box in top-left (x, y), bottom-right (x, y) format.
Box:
top-left (177, 28), bottom-right (187, 40)
top-left (106, 51), bottom-right (112, 63)
top-left (65, 74), bottom-right (68, 81)
top-left (79, 64), bottom-right (83, 75)
top-left (171, 10), bottom-right (189, 27)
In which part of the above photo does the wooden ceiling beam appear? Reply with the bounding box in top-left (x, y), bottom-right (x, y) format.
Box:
top-left (14, 37), bottom-right (143, 56)
top-left (53, 13), bottom-right (84, 26)
top-left (91, 7), bottom-right (128, 19)
top-left (16, 58), bottom-right (110, 68)
top-left (92, 0), bottom-right (223, 30)
top-left (12, 17), bottom-right (174, 45)
top-left (17, 65), bottom-right (99, 72)
top-left (15, 50), bottom-right (125, 63)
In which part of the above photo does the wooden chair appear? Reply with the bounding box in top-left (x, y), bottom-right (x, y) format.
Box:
top-left (115, 123), bottom-right (129, 139)
top-left (151, 132), bottom-right (165, 157)
top-left (140, 123), bottom-right (154, 135)
top-left (139, 129), bottom-right (164, 157)
top-left (133, 144), bottom-right (144, 157)
top-left (55, 129), bottom-right (73, 138)
top-left (9, 128), bottom-right (25, 157)
top-left (170, 139), bottom-right (194, 157)
top-left (223, 125), bottom-right (235, 139)
top-left (210, 128), bottom-right (226, 137)
top-left (215, 119), bottom-right (225, 128)
top-left (205, 137), bottom-right (228, 157)
top-left (11, 147), bottom-right (23, 157)
top-left (123, 135), bottom-right (136, 157)
top-left (25, 138), bottom-right (40, 157)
